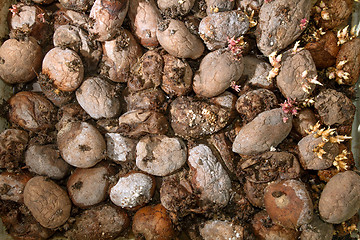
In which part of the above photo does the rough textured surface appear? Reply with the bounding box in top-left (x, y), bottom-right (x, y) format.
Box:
top-left (319, 171), bottom-right (360, 224)
top-left (199, 220), bottom-right (246, 240)
top-left (0, 129), bottom-right (28, 170)
top-left (292, 108), bottom-right (317, 136)
top-left (136, 135), bottom-right (187, 176)
top-left (314, 89), bottom-right (355, 126)
top-left (300, 215), bottom-right (334, 240)
top-left (0, 172), bottom-right (31, 203)
top-left (124, 88), bottom-right (166, 111)
top-left (188, 144), bottom-right (231, 207)
top-left (335, 38), bottom-right (360, 85)
top-left (24, 176), bottom-right (71, 229)
top-left (276, 49), bottom-right (317, 101)
top-left (256, 0), bottom-right (311, 55)
top-left (241, 56), bottom-right (273, 89)
top-left (205, 0), bottom-right (234, 14)
top-left (314, 0), bottom-right (353, 30)
top-left (233, 108), bottom-right (292, 156)
top-left (199, 10), bottom-right (249, 50)
top-left (105, 133), bottom-right (137, 163)
top-left (193, 49), bottom-right (244, 98)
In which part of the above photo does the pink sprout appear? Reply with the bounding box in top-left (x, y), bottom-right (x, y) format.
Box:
top-left (9, 5), bottom-right (19, 17)
top-left (37, 13), bottom-right (46, 23)
top-left (300, 18), bottom-right (308, 30)
top-left (280, 98), bottom-right (299, 116)
top-left (227, 36), bottom-right (244, 59)
top-left (230, 81), bottom-right (241, 92)
top-left (264, 0), bottom-right (273, 3)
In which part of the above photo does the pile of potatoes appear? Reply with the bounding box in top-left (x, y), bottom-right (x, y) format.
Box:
top-left (0, 0), bottom-right (360, 239)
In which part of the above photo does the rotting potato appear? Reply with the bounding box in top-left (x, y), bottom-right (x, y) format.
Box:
top-left (8, 91), bottom-right (56, 132)
top-left (88, 0), bottom-right (129, 42)
top-left (0, 37), bottom-right (42, 84)
top-left (205, 0), bottom-right (234, 15)
top-left (57, 121), bottom-right (106, 168)
top-left (236, 0), bottom-right (263, 13)
top-left (136, 135), bottom-right (187, 176)
top-left (157, 19), bottom-right (205, 59)
top-left (256, 0), bottom-right (311, 55)
top-left (25, 144), bottom-right (70, 180)
top-left (101, 29), bottom-right (143, 83)
top-left (232, 108), bottom-right (293, 156)
top-left (42, 47), bottom-right (84, 92)
top-left (300, 215), bottom-right (334, 240)
top-left (0, 172), bottom-right (31, 203)
top-left (199, 10), bottom-right (249, 50)
top-left (128, 0), bottom-right (161, 48)
top-left (0, 129), bottom-right (28, 170)
top-left (64, 204), bottom-right (129, 240)
top-left (76, 76), bottom-right (122, 119)
top-left (67, 163), bottom-right (115, 208)
top-left (56, 103), bottom-right (91, 131)
top-left (53, 9), bottom-right (89, 30)
top-left (124, 88), bottom-right (166, 112)
top-left (319, 171), bottom-right (360, 224)
top-left (105, 133), bottom-right (137, 163)
top-left (158, 0), bottom-right (195, 17)
top-left (24, 176), bottom-right (72, 229)
top-left (200, 220), bottom-right (248, 240)
top-left (59, 0), bottom-right (91, 11)
top-left (193, 49), bottom-right (244, 98)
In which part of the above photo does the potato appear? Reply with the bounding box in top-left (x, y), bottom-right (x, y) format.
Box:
top-left (42, 47), bottom-right (84, 92)
top-left (0, 129), bottom-right (28, 170)
top-left (8, 91), bottom-right (56, 132)
top-left (232, 108), bottom-right (293, 156)
top-left (236, 0), bottom-right (263, 13)
top-left (67, 163), bottom-right (114, 208)
top-left (101, 29), bottom-right (143, 83)
top-left (157, 19), bottom-right (204, 59)
top-left (205, 0), bottom-right (234, 14)
top-left (0, 37), bottom-right (42, 84)
top-left (158, 0), bottom-right (196, 17)
top-left (208, 132), bottom-right (236, 174)
top-left (199, 10), bottom-right (249, 50)
top-left (319, 171), bottom-right (360, 224)
top-left (292, 108), bottom-right (317, 137)
top-left (56, 103), bottom-right (91, 131)
top-left (128, 0), bottom-right (161, 48)
top-left (76, 77), bottom-right (122, 119)
top-left (335, 38), bottom-right (360, 85)
top-left (193, 49), bottom-right (244, 98)
top-left (89, 0), bottom-right (129, 41)
top-left (136, 135), bottom-right (187, 176)
top-left (256, 0), bottom-right (311, 55)
top-left (105, 133), bottom-right (137, 163)
top-left (25, 144), bottom-right (70, 180)
top-left (264, 179), bottom-right (313, 229)
top-left (124, 88), bottom-right (166, 111)
top-left (53, 9), bottom-right (89, 30)
top-left (200, 220), bottom-right (248, 240)
top-left (57, 121), bottom-right (106, 168)
top-left (24, 176), bottom-right (72, 228)
top-left (300, 215), bottom-right (334, 240)
top-left (65, 204), bottom-right (129, 240)
top-left (241, 56), bottom-right (273, 89)
top-left (188, 144), bottom-right (231, 208)
top-left (59, 0), bottom-right (91, 11)
top-left (0, 172), bottom-right (31, 203)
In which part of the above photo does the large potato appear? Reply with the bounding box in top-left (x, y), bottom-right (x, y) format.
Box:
top-left (24, 176), bottom-right (72, 228)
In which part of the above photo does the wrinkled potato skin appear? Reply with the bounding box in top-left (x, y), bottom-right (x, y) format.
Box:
top-left (0, 172), bottom-right (31, 203)
top-left (24, 176), bottom-right (72, 229)
top-left (0, 37), bottom-right (42, 84)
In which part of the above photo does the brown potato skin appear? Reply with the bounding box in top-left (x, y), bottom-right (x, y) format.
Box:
top-left (24, 176), bottom-right (72, 229)
top-left (0, 129), bottom-right (29, 170)
top-left (0, 37), bottom-right (42, 84)
top-left (0, 172), bottom-right (31, 203)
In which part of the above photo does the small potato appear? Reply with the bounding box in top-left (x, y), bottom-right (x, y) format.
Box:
top-left (199, 10), bottom-right (249, 50)
top-left (42, 47), bottom-right (84, 92)
top-left (76, 77), bottom-right (122, 119)
top-left (128, 0), bottom-right (161, 48)
top-left (105, 133), bottom-right (137, 163)
top-left (136, 135), bottom-right (187, 176)
top-left (57, 121), bottom-right (106, 168)
top-left (264, 179), bottom-right (313, 229)
top-left (89, 0), bottom-right (129, 41)
top-left (292, 108), bottom-right (317, 137)
top-left (8, 91), bottom-right (56, 132)
top-left (24, 176), bottom-right (72, 228)
top-left (0, 129), bottom-right (28, 170)
top-left (0, 37), bottom-right (42, 84)
top-left (59, 0), bottom-right (91, 11)
top-left (65, 204), bottom-right (129, 240)
top-left (157, 19), bottom-right (204, 59)
top-left (67, 163), bottom-right (115, 208)
top-left (124, 88), bottom-right (166, 112)
top-left (314, 0), bottom-right (353, 30)
top-left (335, 38), bottom-right (360, 85)
top-left (132, 204), bottom-right (176, 240)
top-left (319, 171), bottom-right (360, 224)
top-left (193, 49), bottom-right (244, 98)
top-left (0, 172), bottom-right (31, 203)
top-left (157, 0), bottom-right (196, 17)
top-left (205, 0), bottom-right (234, 14)
top-left (101, 29), bottom-right (143, 83)
top-left (161, 54), bottom-right (193, 97)
top-left (200, 220), bottom-right (247, 240)
top-left (25, 144), bottom-right (70, 180)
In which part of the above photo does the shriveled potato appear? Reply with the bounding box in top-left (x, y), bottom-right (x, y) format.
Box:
top-left (161, 54), bottom-right (193, 97)
top-left (136, 135), bottom-right (187, 176)
top-left (24, 176), bottom-right (72, 228)
top-left (101, 29), bottom-right (142, 83)
top-left (105, 133), bottom-right (137, 163)
top-left (76, 77), bottom-right (121, 119)
top-left (0, 129), bottom-right (28, 170)
top-left (59, 0), bottom-right (91, 11)
top-left (158, 0), bottom-right (195, 17)
top-left (128, 0), bottom-right (161, 48)
top-left (89, 0), bottom-right (129, 42)
top-left (193, 49), bottom-right (244, 98)
top-left (0, 172), bottom-right (31, 203)
top-left (205, 0), bottom-right (234, 14)
top-left (57, 121), bottom-right (106, 168)
top-left (42, 47), bottom-right (84, 92)
top-left (67, 163), bottom-right (114, 208)
top-left (25, 144), bottom-right (70, 180)
top-left (0, 37), bottom-right (42, 84)
top-left (56, 103), bottom-right (91, 131)
top-left (319, 171), bottom-right (360, 224)
top-left (188, 144), bottom-right (231, 207)
top-left (256, 0), bottom-right (311, 55)
top-left (157, 19), bottom-right (204, 59)
top-left (232, 108), bottom-right (292, 156)
top-left (200, 220), bottom-right (248, 240)
top-left (124, 88), bottom-right (166, 111)
top-left (199, 10), bottom-right (249, 50)
top-left (241, 56), bottom-right (273, 89)
top-left (8, 91), bottom-right (56, 132)
top-left (65, 204), bottom-right (129, 240)
top-left (53, 9), bottom-right (89, 30)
